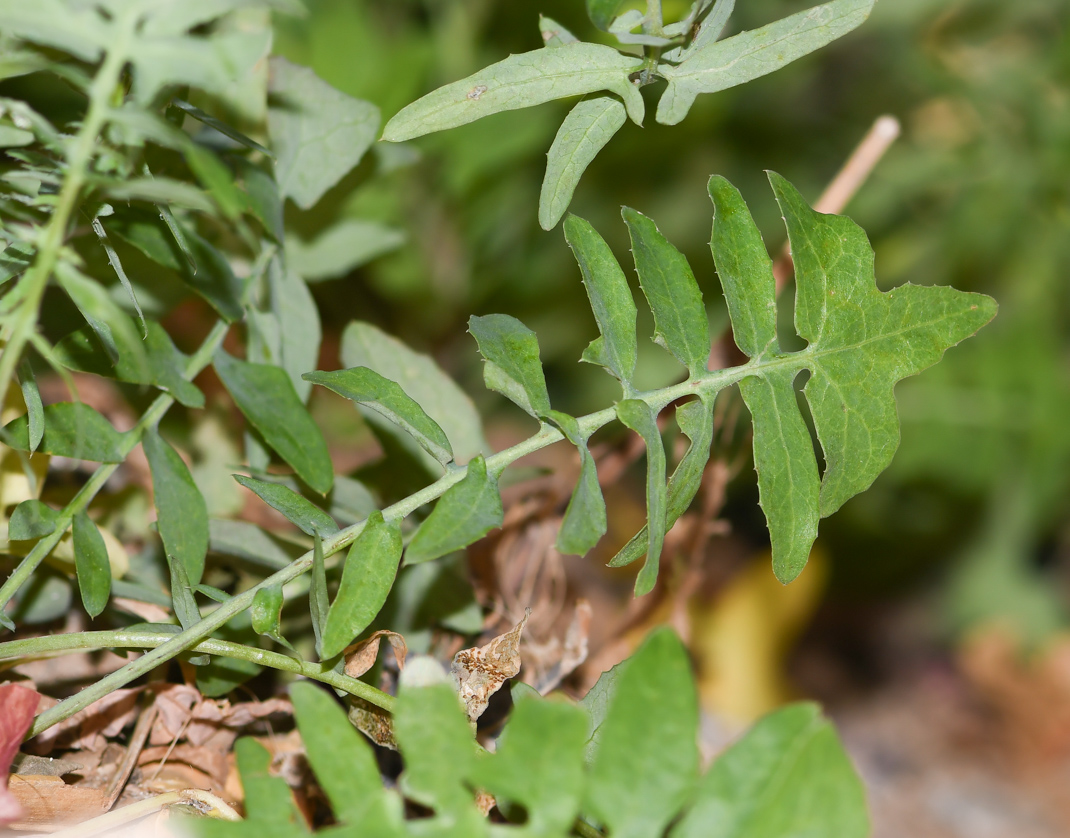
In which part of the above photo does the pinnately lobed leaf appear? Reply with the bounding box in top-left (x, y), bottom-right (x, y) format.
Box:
top-left (468, 314), bottom-right (551, 419)
top-left (382, 43), bottom-right (645, 143)
top-left (657, 0), bottom-right (875, 125)
top-left (709, 173), bottom-right (997, 581)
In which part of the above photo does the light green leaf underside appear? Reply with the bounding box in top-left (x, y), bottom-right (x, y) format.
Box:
top-left (540, 95), bottom-right (626, 231)
top-left (213, 349), bottom-right (334, 494)
top-left (564, 214), bottom-right (638, 384)
top-left (304, 367), bottom-right (454, 469)
top-left (233, 474), bottom-right (339, 538)
top-left (468, 313), bottom-right (551, 419)
top-left (709, 173), bottom-right (996, 582)
top-left (539, 15), bottom-right (580, 47)
top-left (322, 511), bottom-right (402, 659)
top-left (341, 322), bottom-right (486, 469)
top-left (285, 219), bottom-right (404, 282)
top-left (382, 43), bottom-right (645, 143)
top-left (550, 410), bottom-right (608, 556)
top-left (622, 206), bottom-right (711, 376)
top-left (610, 396), bottom-right (714, 568)
top-left (405, 455), bottom-right (503, 565)
top-left (616, 400), bottom-right (667, 596)
top-left (310, 532), bottom-right (328, 658)
top-left (670, 703), bottom-right (869, 838)
top-left (657, 0), bottom-right (875, 125)
top-left (144, 429), bottom-right (209, 586)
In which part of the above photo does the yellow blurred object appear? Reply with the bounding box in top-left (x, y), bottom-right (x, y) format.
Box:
top-left (690, 547), bottom-right (828, 722)
top-left (0, 378), bottom-right (49, 516)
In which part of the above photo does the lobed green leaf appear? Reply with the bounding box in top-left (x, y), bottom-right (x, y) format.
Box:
top-left (468, 314), bottom-right (551, 419)
top-left (382, 43), bottom-right (645, 143)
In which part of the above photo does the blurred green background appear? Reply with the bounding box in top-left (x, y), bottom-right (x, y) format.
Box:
top-left (274, 0), bottom-right (1070, 645)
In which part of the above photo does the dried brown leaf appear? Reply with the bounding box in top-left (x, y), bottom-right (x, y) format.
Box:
top-left (1, 683), bottom-right (40, 826)
top-left (347, 697), bottom-right (397, 750)
top-left (451, 610), bottom-right (530, 723)
top-left (343, 630), bottom-right (408, 679)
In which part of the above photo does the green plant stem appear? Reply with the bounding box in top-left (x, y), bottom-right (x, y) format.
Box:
top-left (28, 356), bottom-right (775, 739)
top-left (644, 0), bottom-right (665, 35)
top-left (0, 630), bottom-right (394, 712)
top-left (0, 320), bottom-right (228, 619)
top-left (573, 818), bottom-right (605, 838)
top-left (0, 4), bottom-right (140, 413)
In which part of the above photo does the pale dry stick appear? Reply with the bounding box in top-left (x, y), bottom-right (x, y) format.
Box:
top-left (102, 691), bottom-right (158, 811)
top-left (772, 114), bottom-right (901, 291)
top-left (32, 788), bottom-right (240, 838)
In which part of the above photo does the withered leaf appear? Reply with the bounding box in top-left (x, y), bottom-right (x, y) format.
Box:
top-left (451, 610), bottom-right (530, 723)
top-left (343, 630), bottom-right (408, 679)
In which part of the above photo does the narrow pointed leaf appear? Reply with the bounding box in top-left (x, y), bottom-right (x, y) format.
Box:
top-left (143, 322), bottom-right (205, 408)
top-left (405, 456), bottom-right (503, 565)
top-left (72, 511), bottom-right (110, 619)
top-left (383, 43), bottom-right (644, 143)
top-left (740, 372), bottom-right (820, 583)
top-left (671, 703), bottom-right (869, 838)
top-left (322, 511), bottom-right (402, 659)
top-left (16, 358), bottom-right (43, 453)
top-left (90, 216), bottom-right (146, 333)
top-left (310, 532), bottom-right (328, 657)
top-left (304, 367), bottom-right (453, 468)
top-left (179, 232), bottom-right (245, 322)
top-left (8, 500), bottom-right (59, 540)
top-left (468, 314), bottom-right (551, 418)
top-left (663, 0), bottom-right (734, 62)
top-left (171, 98), bottom-right (272, 156)
top-left (657, 0), bottom-right (875, 125)
top-left (2, 402), bottom-right (124, 462)
top-left (144, 429), bottom-right (208, 586)
top-left (549, 410), bottom-right (607, 556)
top-left (233, 474), bottom-right (339, 538)
top-left (184, 144), bottom-right (244, 220)
top-left (586, 628), bottom-right (699, 838)
top-left (564, 214), bottom-right (637, 384)
top-left (215, 349), bottom-right (334, 494)
top-left (616, 399), bottom-right (667, 595)
top-left (623, 206), bottom-right (711, 375)
top-left (166, 552), bottom-right (205, 661)
top-left (610, 396), bottom-right (714, 567)
top-left (540, 96), bottom-right (626, 230)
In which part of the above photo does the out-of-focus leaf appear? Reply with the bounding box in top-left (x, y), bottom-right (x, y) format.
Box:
top-left (184, 144), bottom-right (245, 220)
top-left (233, 474), bottom-right (339, 537)
top-left (322, 511), bottom-right (402, 659)
top-left (102, 177), bottom-right (215, 212)
top-left (341, 322), bottom-right (486, 470)
top-left (286, 219), bottom-right (405, 282)
top-left (470, 697), bottom-right (588, 836)
top-left (586, 0), bottom-right (624, 30)
top-left (269, 57), bottom-right (380, 210)
top-left (662, 0), bottom-right (735, 63)
top-left (586, 628), bottom-right (699, 838)
top-left (8, 499), bottom-right (59, 540)
top-left (236, 159), bottom-right (283, 242)
top-left (214, 349), bottom-right (334, 494)
top-left (166, 554), bottom-right (208, 664)
top-left (90, 217), bottom-right (146, 334)
top-left (16, 358), bottom-right (42, 453)
top-left (405, 456), bottom-right (502, 565)
top-left (540, 96), bottom-right (626, 231)
top-left (0, 0), bottom-right (108, 61)
top-left (180, 232), bottom-right (245, 322)
top-left (382, 43), bottom-right (644, 142)
top-left (269, 260), bottom-right (321, 401)
top-left (0, 241), bottom-right (33, 284)
top-left (2, 403), bottom-right (124, 462)
top-left (0, 682), bottom-right (39, 826)
top-left (657, 0), bottom-right (874, 125)
top-left (72, 511), bottom-right (111, 619)
top-left (304, 367), bottom-right (453, 469)
top-left (622, 206), bottom-right (711, 376)
top-left (170, 98), bottom-right (272, 155)
top-left (564, 214), bottom-right (637, 385)
top-left (671, 703), bottom-right (869, 838)
top-left (468, 314), bottom-right (551, 419)
top-left (616, 399), bottom-right (667, 596)
top-left (539, 15), bottom-right (579, 46)
top-left (549, 410), bottom-right (607, 556)
top-left (208, 519), bottom-right (295, 570)
top-left (0, 124), bottom-right (32, 147)
top-left (144, 429), bottom-right (209, 586)
top-left (611, 396), bottom-right (714, 567)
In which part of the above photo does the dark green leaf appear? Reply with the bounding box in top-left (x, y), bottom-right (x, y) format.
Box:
top-left (16, 358), bottom-right (43, 453)
top-left (468, 314), bottom-right (551, 419)
top-left (0, 240), bottom-right (33, 283)
top-left (657, 0), bottom-right (875, 125)
top-left (235, 159), bottom-right (283, 242)
top-left (616, 400), bottom-right (667, 596)
top-left (166, 555), bottom-right (208, 664)
top-left (671, 703), bottom-right (869, 838)
top-left (310, 532), bottom-right (328, 657)
top-left (269, 57), bottom-right (380, 210)
top-left (322, 511), bottom-right (402, 659)
top-left (214, 349), bottom-right (334, 494)
top-left (144, 429), bottom-right (208, 586)
top-left (179, 231), bottom-right (245, 322)
top-left (549, 410), bottom-right (607, 556)
top-left (72, 511), bottom-right (111, 619)
top-left (304, 367), bottom-right (453, 469)
top-left (586, 628), bottom-right (699, 838)
top-left (564, 214), bottom-right (637, 384)
top-left (184, 144), bottom-right (245, 220)
top-left (610, 396), bottom-right (714, 568)
top-left (233, 474), bottom-right (339, 538)
top-left (143, 322), bottom-right (205, 408)
top-left (382, 44), bottom-right (644, 142)
top-left (8, 499), bottom-right (59, 540)
top-left (2, 402), bottom-right (125, 462)
top-left (623, 206), bottom-right (711, 376)
top-left (586, 0), bottom-right (625, 30)
top-left (171, 98), bottom-right (272, 156)
top-left (540, 95), bottom-right (626, 231)
top-left (405, 456), bottom-right (503, 565)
